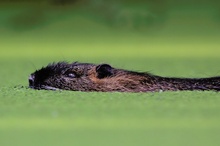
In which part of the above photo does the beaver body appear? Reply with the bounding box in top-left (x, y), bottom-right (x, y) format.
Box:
top-left (29, 62), bottom-right (220, 92)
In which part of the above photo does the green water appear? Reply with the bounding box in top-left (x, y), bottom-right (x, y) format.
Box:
top-left (0, 2), bottom-right (220, 146)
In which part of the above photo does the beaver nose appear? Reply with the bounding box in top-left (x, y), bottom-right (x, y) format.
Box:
top-left (29, 74), bottom-right (35, 87)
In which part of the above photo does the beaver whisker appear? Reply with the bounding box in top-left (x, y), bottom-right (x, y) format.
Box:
top-left (40, 85), bottom-right (60, 91)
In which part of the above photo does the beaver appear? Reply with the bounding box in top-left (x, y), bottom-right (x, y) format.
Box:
top-left (29, 62), bottom-right (220, 92)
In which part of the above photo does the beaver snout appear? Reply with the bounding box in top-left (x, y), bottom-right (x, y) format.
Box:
top-left (29, 74), bottom-right (35, 88)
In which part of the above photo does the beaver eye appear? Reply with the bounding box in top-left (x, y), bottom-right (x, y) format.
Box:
top-left (66, 73), bottom-right (76, 78)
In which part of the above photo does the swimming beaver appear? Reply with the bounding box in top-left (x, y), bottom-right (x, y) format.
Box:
top-left (29, 62), bottom-right (220, 92)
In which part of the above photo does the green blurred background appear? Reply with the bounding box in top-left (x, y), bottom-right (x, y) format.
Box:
top-left (1, 1), bottom-right (220, 146)
top-left (1, 0), bottom-right (220, 60)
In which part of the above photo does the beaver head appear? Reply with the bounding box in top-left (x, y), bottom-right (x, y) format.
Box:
top-left (29, 62), bottom-right (137, 91)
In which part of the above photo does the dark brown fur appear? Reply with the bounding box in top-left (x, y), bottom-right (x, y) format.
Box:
top-left (29, 62), bottom-right (220, 92)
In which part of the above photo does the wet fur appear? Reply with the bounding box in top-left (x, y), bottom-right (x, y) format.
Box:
top-left (29, 62), bottom-right (220, 92)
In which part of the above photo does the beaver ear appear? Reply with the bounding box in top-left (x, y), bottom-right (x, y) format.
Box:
top-left (96, 64), bottom-right (113, 79)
